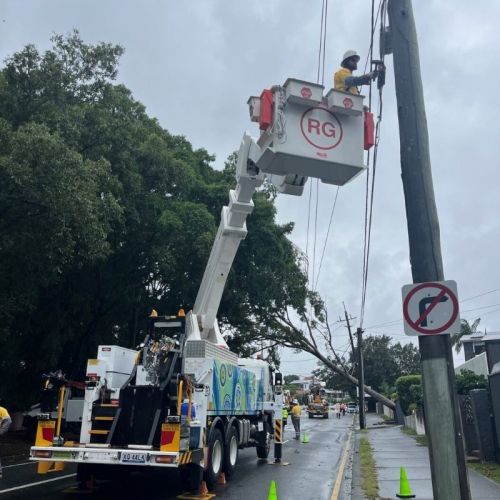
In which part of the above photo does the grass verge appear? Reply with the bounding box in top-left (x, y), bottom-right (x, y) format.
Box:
top-left (401, 426), bottom-right (428, 447)
top-left (469, 462), bottom-right (500, 485)
top-left (359, 436), bottom-right (379, 500)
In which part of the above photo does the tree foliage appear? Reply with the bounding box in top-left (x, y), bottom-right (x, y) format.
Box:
top-left (395, 375), bottom-right (423, 415)
top-left (451, 318), bottom-right (481, 354)
top-left (284, 374), bottom-right (300, 384)
top-left (455, 369), bottom-right (488, 395)
top-left (0, 32), bottom-right (310, 408)
top-left (360, 336), bottom-right (420, 392)
top-left (313, 335), bottom-right (421, 398)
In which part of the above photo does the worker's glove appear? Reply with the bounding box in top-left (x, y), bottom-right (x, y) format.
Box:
top-left (368, 70), bottom-right (378, 81)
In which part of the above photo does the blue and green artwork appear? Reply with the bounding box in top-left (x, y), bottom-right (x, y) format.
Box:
top-left (211, 360), bottom-right (257, 414)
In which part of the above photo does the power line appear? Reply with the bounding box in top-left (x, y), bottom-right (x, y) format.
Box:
top-left (462, 302), bottom-right (500, 313)
top-left (460, 288), bottom-right (500, 303)
top-left (312, 179), bottom-right (319, 291)
top-left (311, 0), bottom-right (329, 290)
top-left (365, 299), bottom-right (500, 330)
top-left (313, 186), bottom-right (340, 290)
top-left (359, 0), bottom-right (387, 328)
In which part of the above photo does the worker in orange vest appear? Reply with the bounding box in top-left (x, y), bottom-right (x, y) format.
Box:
top-left (334, 50), bottom-right (378, 95)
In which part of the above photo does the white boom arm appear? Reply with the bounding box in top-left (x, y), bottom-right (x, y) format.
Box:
top-left (189, 80), bottom-right (367, 346)
top-left (192, 133), bottom-right (264, 343)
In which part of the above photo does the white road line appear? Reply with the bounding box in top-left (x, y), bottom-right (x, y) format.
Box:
top-left (2, 462), bottom-right (32, 469)
top-left (0, 473), bottom-right (76, 494)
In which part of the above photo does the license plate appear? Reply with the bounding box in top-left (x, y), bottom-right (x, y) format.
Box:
top-left (121, 452), bottom-right (147, 464)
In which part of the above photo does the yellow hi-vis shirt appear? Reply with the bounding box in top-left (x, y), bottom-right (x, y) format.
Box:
top-left (334, 67), bottom-right (359, 95)
top-left (291, 405), bottom-right (301, 417)
top-left (0, 407), bottom-right (10, 420)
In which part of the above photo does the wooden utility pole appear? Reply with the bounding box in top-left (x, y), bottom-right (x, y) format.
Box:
top-left (356, 327), bottom-right (365, 430)
top-left (343, 303), bottom-right (356, 354)
top-left (342, 310), bottom-right (365, 429)
top-left (387, 1), bottom-right (470, 498)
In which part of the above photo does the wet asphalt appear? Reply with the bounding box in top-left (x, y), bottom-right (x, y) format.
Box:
top-left (0, 412), bottom-right (354, 500)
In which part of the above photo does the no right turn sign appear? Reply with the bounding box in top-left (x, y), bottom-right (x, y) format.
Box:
top-left (402, 280), bottom-right (461, 336)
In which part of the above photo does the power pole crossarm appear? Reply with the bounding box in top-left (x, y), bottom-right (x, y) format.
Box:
top-left (343, 305), bottom-right (356, 354)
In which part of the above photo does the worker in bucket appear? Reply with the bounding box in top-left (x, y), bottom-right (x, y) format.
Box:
top-left (334, 50), bottom-right (378, 95)
top-left (290, 399), bottom-right (301, 440)
top-left (0, 403), bottom-right (12, 479)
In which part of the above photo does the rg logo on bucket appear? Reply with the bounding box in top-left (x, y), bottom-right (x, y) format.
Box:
top-left (300, 107), bottom-right (343, 150)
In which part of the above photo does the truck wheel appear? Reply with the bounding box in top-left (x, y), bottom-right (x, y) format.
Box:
top-left (205, 428), bottom-right (224, 490)
top-left (324, 413), bottom-right (329, 419)
top-left (308, 413), bottom-right (313, 419)
top-left (223, 425), bottom-right (239, 478)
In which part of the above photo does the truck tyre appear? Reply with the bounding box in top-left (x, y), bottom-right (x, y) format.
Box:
top-left (205, 428), bottom-right (224, 490)
top-left (308, 413), bottom-right (313, 419)
top-left (324, 413), bottom-right (329, 419)
top-left (223, 425), bottom-right (239, 478)
top-left (256, 421), bottom-right (271, 460)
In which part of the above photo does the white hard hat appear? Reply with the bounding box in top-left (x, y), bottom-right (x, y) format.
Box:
top-left (293, 399), bottom-right (299, 404)
top-left (342, 50), bottom-right (360, 64)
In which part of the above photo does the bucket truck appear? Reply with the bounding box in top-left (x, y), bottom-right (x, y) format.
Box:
top-left (30, 78), bottom-right (371, 492)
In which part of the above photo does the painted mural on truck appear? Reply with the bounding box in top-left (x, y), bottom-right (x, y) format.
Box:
top-left (211, 360), bottom-right (258, 414)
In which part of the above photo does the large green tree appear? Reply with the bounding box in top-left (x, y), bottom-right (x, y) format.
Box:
top-left (0, 32), bottom-right (310, 408)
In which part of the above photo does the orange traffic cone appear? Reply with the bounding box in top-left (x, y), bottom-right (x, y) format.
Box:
top-left (396, 467), bottom-right (415, 498)
top-left (176, 479), bottom-right (215, 500)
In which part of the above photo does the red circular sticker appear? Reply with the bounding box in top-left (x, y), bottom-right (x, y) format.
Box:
top-left (300, 107), bottom-right (343, 150)
top-left (343, 97), bottom-right (354, 109)
top-left (301, 87), bottom-right (312, 98)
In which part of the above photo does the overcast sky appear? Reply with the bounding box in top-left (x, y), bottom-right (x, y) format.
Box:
top-left (3, 1), bottom-right (500, 376)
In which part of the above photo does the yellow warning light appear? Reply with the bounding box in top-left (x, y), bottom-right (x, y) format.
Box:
top-left (177, 308), bottom-right (185, 317)
top-left (149, 309), bottom-right (158, 317)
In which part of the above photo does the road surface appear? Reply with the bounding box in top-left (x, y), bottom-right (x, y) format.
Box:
top-left (0, 412), bottom-right (353, 499)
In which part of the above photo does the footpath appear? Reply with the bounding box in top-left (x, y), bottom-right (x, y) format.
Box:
top-left (349, 413), bottom-right (500, 499)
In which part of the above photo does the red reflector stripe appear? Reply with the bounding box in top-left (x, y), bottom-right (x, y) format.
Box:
top-left (42, 427), bottom-right (54, 442)
top-left (161, 430), bottom-right (175, 446)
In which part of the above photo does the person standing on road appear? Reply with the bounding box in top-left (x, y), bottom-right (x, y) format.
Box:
top-left (0, 404), bottom-right (12, 479)
top-left (335, 402), bottom-right (341, 419)
top-left (291, 399), bottom-right (301, 440)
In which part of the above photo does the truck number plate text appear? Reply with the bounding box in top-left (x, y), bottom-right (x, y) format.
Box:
top-left (121, 452), bottom-right (146, 464)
